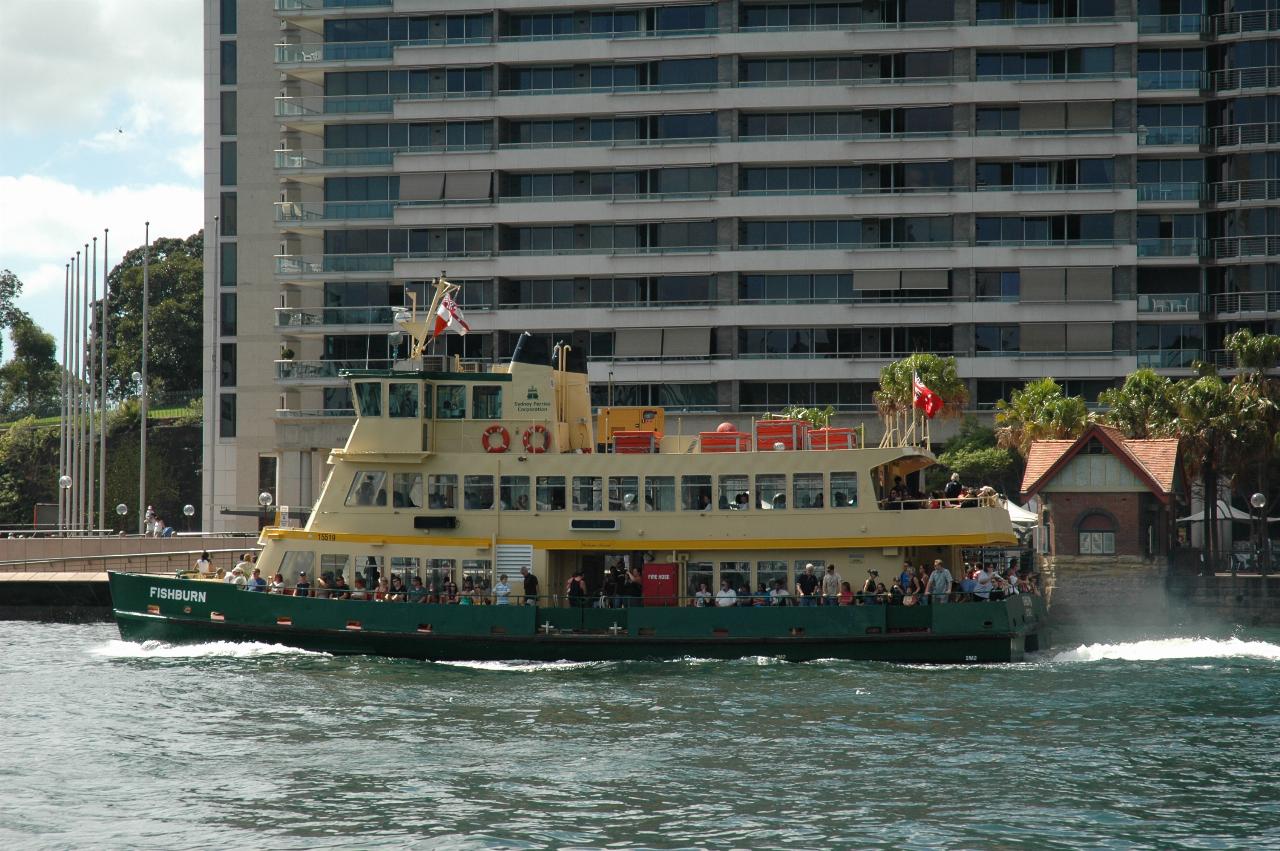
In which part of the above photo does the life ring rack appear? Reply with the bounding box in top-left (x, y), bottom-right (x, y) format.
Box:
top-left (481, 424), bottom-right (510, 454)
top-left (522, 424), bottom-right (550, 454)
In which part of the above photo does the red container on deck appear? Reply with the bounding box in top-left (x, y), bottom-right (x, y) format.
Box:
top-left (699, 431), bottom-right (751, 453)
top-left (614, 430), bottom-right (661, 454)
top-left (755, 419), bottom-right (810, 451)
top-left (809, 427), bottom-right (857, 450)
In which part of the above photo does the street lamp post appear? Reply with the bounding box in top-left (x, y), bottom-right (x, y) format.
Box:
top-left (183, 503), bottom-right (195, 533)
top-left (58, 476), bottom-right (72, 535)
top-left (132, 369), bottom-right (145, 535)
top-left (1251, 492), bottom-right (1268, 575)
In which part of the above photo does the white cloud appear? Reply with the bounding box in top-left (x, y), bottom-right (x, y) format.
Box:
top-left (0, 1), bottom-right (201, 139)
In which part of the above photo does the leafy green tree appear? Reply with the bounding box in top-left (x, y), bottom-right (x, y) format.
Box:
top-left (778, 405), bottom-right (836, 429)
top-left (0, 418), bottom-right (59, 525)
top-left (0, 268), bottom-right (31, 361)
top-left (994, 378), bottom-right (1089, 456)
top-left (0, 317), bottom-right (61, 419)
top-left (874, 353), bottom-right (968, 419)
top-left (1097, 369), bottom-right (1179, 439)
top-left (1175, 375), bottom-right (1243, 563)
top-left (99, 232), bottom-right (203, 402)
top-left (935, 417), bottom-right (1023, 496)
top-left (1223, 330), bottom-right (1280, 520)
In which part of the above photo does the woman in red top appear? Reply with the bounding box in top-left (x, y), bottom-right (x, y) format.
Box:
top-left (838, 581), bottom-right (854, 606)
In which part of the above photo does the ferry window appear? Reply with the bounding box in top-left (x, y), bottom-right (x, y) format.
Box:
top-left (720, 562), bottom-right (750, 597)
top-left (427, 558), bottom-right (455, 589)
top-left (572, 476), bottom-right (602, 511)
top-left (473, 385), bottom-right (502, 419)
top-left (500, 475), bottom-right (530, 510)
top-left (392, 556), bottom-right (421, 586)
top-left (280, 551), bottom-right (314, 586)
top-left (388, 382), bottom-right (419, 417)
top-left (421, 384), bottom-right (433, 419)
top-left (437, 384), bottom-right (465, 419)
top-left (321, 554), bottom-right (349, 587)
top-left (645, 476), bottom-right (676, 511)
top-left (609, 476), bottom-right (639, 511)
top-left (687, 561), bottom-right (713, 600)
top-left (355, 382), bottom-right (383, 417)
top-left (392, 472), bottom-right (423, 508)
top-left (464, 475), bottom-right (495, 509)
top-left (718, 474), bottom-right (750, 511)
top-left (428, 474), bottom-right (457, 509)
top-left (536, 475), bottom-right (566, 511)
top-left (831, 472), bottom-right (859, 508)
top-left (793, 473), bottom-right (824, 509)
top-left (345, 471), bottom-right (387, 507)
top-left (359, 555), bottom-right (383, 590)
top-left (681, 475), bottom-right (713, 511)
top-left (463, 559), bottom-right (493, 593)
top-left (758, 560), bottom-right (788, 597)
top-left (756, 474), bottom-right (786, 509)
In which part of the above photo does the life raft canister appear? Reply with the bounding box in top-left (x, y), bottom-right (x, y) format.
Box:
top-left (522, 424), bottom-right (550, 454)
top-left (481, 424), bottom-right (510, 453)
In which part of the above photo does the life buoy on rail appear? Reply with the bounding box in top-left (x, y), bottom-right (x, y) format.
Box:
top-left (522, 424), bottom-right (550, 454)
top-left (481, 424), bottom-right (510, 454)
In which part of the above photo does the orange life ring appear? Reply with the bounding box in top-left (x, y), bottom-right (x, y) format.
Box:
top-left (522, 424), bottom-right (550, 454)
top-left (481, 424), bottom-right (510, 454)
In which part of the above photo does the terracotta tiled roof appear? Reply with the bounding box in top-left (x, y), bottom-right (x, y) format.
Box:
top-left (1020, 440), bottom-right (1076, 495)
top-left (1020, 425), bottom-right (1182, 501)
top-left (1123, 438), bottom-right (1180, 493)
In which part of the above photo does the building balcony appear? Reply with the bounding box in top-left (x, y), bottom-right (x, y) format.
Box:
top-left (1137, 350), bottom-right (1202, 369)
top-left (276, 306), bottom-right (403, 330)
top-left (1206, 123), bottom-right (1280, 149)
top-left (1208, 291), bottom-right (1280, 315)
top-left (276, 0), bottom-right (388, 11)
top-left (1206, 179), bottom-right (1280, 205)
top-left (1137, 237), bottom-right (1204, 257)
top-left (1209, 10), bottom-right (1280, 36)
top-left (275, 254), bottom-right (400, 280)
top-left (1211, 235), bottom-right (1280, 259)
top-left (1136, 70), bottom-right (1205, 92)
top-left (1209, 66), bottom-right (1280, 94)
top-left (275, 201), bottom-right (395, 226)
top-left (1137, 14), bottom-right (1204, 34)
top-left (1137, 182), bottom-right (1202, 203)
top-left (1136, 293), bottom-right (1201, 313)
top-left (973, 238), bottom-right (1124, 248)
top-left (274, 408), bottom-right (356, 419)
top-left (1138, 125), bottom-right (1203, 146)
top-left (975, 182), bottom-right (1123, 194)
top-left (276, 359), bottom-right (396, 384)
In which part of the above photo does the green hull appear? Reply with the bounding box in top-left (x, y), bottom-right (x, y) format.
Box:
top-left (109, 572), bottom-right (1049, 664)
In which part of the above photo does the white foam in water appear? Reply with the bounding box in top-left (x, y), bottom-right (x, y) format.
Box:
top-left (91, 639), bottom-right (328, 660)
top-left (433, 659), bottom-right (611, 673)
top-left (1050, 636), bottom-right (1280, 663)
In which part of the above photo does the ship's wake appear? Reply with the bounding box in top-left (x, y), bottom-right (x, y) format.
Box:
top-left (431, 659), bottom-right (614, 672)
top-left (1049, 636), bottom-right (1280, 663)
top-left (90, 639), bottom-right (328, 660)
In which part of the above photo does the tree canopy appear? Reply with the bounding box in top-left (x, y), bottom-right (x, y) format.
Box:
top-left (935, 417), bottom-right (1023, 497)
top-left (99, 232), bottom-right (204, 402)
top-left (874, 353), bottom-right (968, 419)
top-left (994, 378), bottom-right (1088, 456)
top-left (0, 317), bottom-right (61, 420)
top-left (0, 268), bottom-right (30, 362)
top-left (1097, 369), bottom-right (1179, 439)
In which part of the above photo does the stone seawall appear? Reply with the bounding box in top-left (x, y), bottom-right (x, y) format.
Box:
top-left (1039, 555), bottom-right (1171, 629)
top-left (1168, 574), bottom-right (1280, 627)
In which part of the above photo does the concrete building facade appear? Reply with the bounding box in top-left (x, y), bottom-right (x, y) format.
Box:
top-left (203, 0), bottom-right (1280, 531)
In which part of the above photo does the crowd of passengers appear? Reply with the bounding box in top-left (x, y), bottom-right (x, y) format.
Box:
top-left (880, 473), bottom-right (1000, 511)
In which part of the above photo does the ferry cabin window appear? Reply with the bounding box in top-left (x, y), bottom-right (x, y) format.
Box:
top-left (472, 385), bottom-right (502, 419)
top-left (421, 384), bottom-right (433, 418)
top-left (437, 384), bottom-right (466, 419)
top-left (793, 473), bottom-right (824, 509)
top-left (463, 559), bottom-right (493, 593)
top-left (391, 556), bottom-right (420, 587)
top-left (756, 474), bottom-right (786, 509)
top-left (428, 474), bottom-right (457, 509)
top-left (687, 562), bottom-right (713, 599)
top-left (388, 382), bottom-right (419, 417)
top-left (360, 555), bottom-right (383, 589)
top-left (721, 562), bottom-right (750, 596)
top-left (609, 476), bottom-right (639, 511)
top-left (646, 476), bottom-right (676, 511)
top-left (355, 382), bottom-right (383, 417)
top-left (500, 475), bottom-right (530, 510)
top-left (719, 474), bottom-right (750, 510)
top-left (572, 476), bottom-right (602, 511)
top-left (321, 554), bottom-right (349, 587)
top-left (427, 558), bottom-right (455, 588)
top-left (346, 471), bottom-right (387, 507)
top-left (392, 472), bottom-right (423, 508)
top-left (280, 551), bottom-right (315, 586)
top-left (680, 476), bottom-right (712, 511)
top-left (831, 472), bottom-right (859, 508)
top-left (536, 475), bottom-right (566, 510)
top-left (464, 475), bottom-right (495, 509)
top-left (758, 560), bottom-right (788, 595)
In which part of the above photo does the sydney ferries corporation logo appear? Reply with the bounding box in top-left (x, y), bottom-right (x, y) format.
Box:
top-left (514, 384), bottom-right (552, 414)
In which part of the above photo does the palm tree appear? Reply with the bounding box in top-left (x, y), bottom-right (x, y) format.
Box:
top-left (1097, 369), bottom-right (1179, 439)
top-left (994, 378), bottom-right (1089, 456)
top-left (874, 353), bottom-right (968, 418)
top-left (1175, 375), bottom-right (1241, 566)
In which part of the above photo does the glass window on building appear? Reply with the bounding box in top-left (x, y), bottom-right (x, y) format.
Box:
top-left (793, 473), bottom-right (824, 508)
top-left (437, 384), bottom-right (465, 418)
top-left (719, 474), bottom-right (750, 510)
top-left (220, 192), bottom-right (237, 236)
top-left (831, 472), bottom-right (859, 508)
top-left (609, 476), bottom-right (639, 511)
top-left (572, 476), bottom-right (602, 511)
top-left (645, 476), bottom-right (676, 511)
top-left (219, 242), bottom-right (236, 285)
top-left (220, 141), bottom-right (236, 186)
top-left (428, 474), bottom-right (457, 509)
top-left (472, 385), bottom-right (501, 419)
top-left (354, 382), bottom-right (382, 417)
top-left (681, 475), bottom-right (713, 510)
top-left (500, 475), bottom-right (530, 510)
top-left (220, 91), bottom-right (235, 135)
top-left (218, 392), bottom-right (236, 438)
top-left (220, 41), bottom-right (236, 85)
top-left (757, 474), bottom-right (787, 509)
top-left (219, 0), bottom-right (235, 34)
top-left (536, 475), bottom-right (566, 510)
top-left (388, 382), bottom-right (419, 417)
top-left (346, 471), bottom-right (387, 507)
top-left (392, 473), bottom-right (422, 509)
top-left (464, 475), bottom-right (495, 509)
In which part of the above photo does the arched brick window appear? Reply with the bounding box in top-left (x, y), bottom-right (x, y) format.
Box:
top-left (1077, 511), bottom-right (1116, 555)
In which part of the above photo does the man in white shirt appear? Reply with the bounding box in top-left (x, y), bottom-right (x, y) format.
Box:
top-left (974, 565), bottom-right (995, 601)
top-left (927, 559), bottom-right (954, 605)
top-left (770, 581), bottom-right (791, 606)
top-left (715, 579), bottom-right (737, 607)
top-left (820, 565), bottom-right (843, 606)
top-left (493, 574), bottom-right (511, 605)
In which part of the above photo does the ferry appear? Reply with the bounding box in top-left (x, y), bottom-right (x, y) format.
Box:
top-left (110, 279), bottom-right (1048, 663)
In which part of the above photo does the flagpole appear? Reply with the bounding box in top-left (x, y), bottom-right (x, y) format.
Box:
top-left (72, 251), bottom-right (82, 531)
top-left (88, 237), bottom-right (97, 532)
top-left (81, 244), bottom-right (90, 530)
top-left (138, 222), bottom-right (149, 536)
top-left (59, 263), bottom-right (69, 532)
top-left (99, 229), bottom-right (109, 530)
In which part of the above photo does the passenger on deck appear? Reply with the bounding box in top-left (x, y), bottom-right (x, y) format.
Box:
top-left (233, 553), bottom-right (251, 576)
top-left (270, 572), bottom-right (286, 594)
top-left (838, 581), bottom-right (854, 606)
top-left (889, 580), bottom-right (905, 605)
top-left (734, 492), bottom-right (750, 510)
top-left (944, 473), bottom-right (963, 505)
top-left (860, 572), bottom-right (878, 604)
top-left (314, 574), bottom-right (332, 600)
top-left (898, 562), bottom-right (913, 595)
top-left (388, 576), bottom-right (406, 602)
top-left (567, 571), bottom-right (588, 608)
top-left (494, 574), bottom-right (511, 605)
top-left (332, 574), bottom-right (350, 599)
top-left (796, 563), bottom-right (819, 605)
top-left (295, 571), bottom-right (311, 598)
top-left (738, 585), bottom-right (753, 607)
top-left (374, 578), bottom-right (389, 601)
top-left (821, 565), bottom-right (842, 605)
top-left (770, 579), bottom-right (791, 606)
top-left (715, 580), bottom-right (737, 607)
top-left (195, 551), bottom-right (212, 576)
top-left (754, 582), bottom-right (771, 606)
top-left (248, 568), bottom-right (267, 592)
top-left (350, 576), bottom-right (370, 600)
top-left (693, 582), bottom-right (712, 607)
top-left (520, 567), bottom-right (539, 606)
top-left (927, 560), bottom-right (953, 604)
top-left (408, 576), bottom-right (427, 603)
top-left (974, 564), bottom-right (996, 601)
top-left (224, 566), bottom-right (240, 584)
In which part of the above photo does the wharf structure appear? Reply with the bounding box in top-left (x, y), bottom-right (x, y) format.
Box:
top-left (203, 0), bottom-right (1280, 532)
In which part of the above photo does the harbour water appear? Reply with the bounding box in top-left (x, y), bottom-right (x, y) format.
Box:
top-left (1, 622), bottom-right (1278, 850)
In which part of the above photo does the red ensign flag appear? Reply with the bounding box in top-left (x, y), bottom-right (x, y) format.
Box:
top-left (431, 294), bottom-right (471, 339)
top-left (912, 371), bottom-right (943, 418)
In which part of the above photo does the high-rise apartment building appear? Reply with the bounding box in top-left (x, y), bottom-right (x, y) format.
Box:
top-left (203, 0), bottom-right (1279, 531)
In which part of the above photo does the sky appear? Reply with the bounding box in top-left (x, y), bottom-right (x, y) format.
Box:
top-left (0, 0), bottom-right (204, 356)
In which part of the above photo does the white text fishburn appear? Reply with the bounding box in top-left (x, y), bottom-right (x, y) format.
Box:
top-left (149, 587), bottom-right (207, 603)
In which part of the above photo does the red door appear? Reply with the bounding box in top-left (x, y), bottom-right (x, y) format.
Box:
top-left (642, 563), bottom-right (679, 607)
